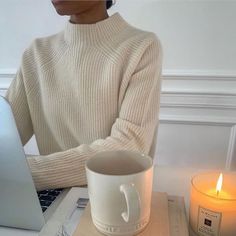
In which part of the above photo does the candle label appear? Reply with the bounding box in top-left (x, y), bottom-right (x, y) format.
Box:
top-left (197, 206), bottom-right (222, 236)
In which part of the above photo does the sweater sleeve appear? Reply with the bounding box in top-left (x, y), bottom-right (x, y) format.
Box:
top-left (5, 60), bottom-right (34, 146)
top-left (27, 36), bottom-right (163, 191)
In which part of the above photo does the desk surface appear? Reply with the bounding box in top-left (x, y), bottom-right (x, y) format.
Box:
top-left (0, 166), bottom-right (204, 236)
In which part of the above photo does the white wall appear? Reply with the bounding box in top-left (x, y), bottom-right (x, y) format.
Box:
top-left (1, 1), bottom-right (236, 171)
top-left (113, 0), bottom-right (236, 73)
top-left (1, 1), bottom-right (236, 72)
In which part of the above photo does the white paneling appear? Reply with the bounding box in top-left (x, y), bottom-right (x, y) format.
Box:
top-left (161, 94), bottom-right (236, 109)
top-left (162, 73), bottom-right (236, 96)
top-left (156, 73), bottom-right (236, 170)
top-left (226, 126), bottom-right (236, 170)
top-left (160, 107), bottom-right (236, 126)
top-left (160, 75), bottom-right (236, 126)
top-left (0, 90), bottom-right (6, 97)
top-left (156, 123), bottom-right (231, 169)
top-left (0, 79), bottom-right (13, 90)
top-left (0, 69), bottom-right (15, 92)
top-left (24, 136), bottom-right (40, 156)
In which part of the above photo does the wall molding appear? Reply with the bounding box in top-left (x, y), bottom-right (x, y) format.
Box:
top-left (226, 125), bottom-right (236, 171)
top-left (1, 69), bottom-right (236, 126)
top-left (159, 116), bottom-right (236, 127)
top-left (163, 69), bottom-right (236, 79)
top-left (161, 70), bottom-right (236, 126)
top-left (1, 69), bottom-right (236, 91)
top-left (162, 76), bottom-right (236, 96)
top-left (161, 94), bottom-right (236, 109)
top-left (1, 68), bottom-right (236, 88)
top-left (0, 69), bottom-right (15, 89)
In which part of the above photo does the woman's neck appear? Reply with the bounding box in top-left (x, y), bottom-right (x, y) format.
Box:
top-left (70, 3), bottom-right (109, 24)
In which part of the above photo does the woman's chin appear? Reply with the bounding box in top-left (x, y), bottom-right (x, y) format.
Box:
top-left (53, 5), bottom-right (76, 16)
top-left (54, 8), bottom-right (70, 16)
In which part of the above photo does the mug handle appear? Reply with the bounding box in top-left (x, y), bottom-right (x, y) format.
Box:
top-left (120, 183), bottom-right (141, 223)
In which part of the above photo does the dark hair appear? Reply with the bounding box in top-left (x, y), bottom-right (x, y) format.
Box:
top-left (106, 0), bottom-right (113, 9)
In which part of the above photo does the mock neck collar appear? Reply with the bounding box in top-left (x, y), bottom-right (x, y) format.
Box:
top-left (64, 13), bottom-right (128, 45)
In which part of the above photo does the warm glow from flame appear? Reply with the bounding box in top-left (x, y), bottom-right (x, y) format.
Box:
top-left (216, 173), bottom-right (223, 194)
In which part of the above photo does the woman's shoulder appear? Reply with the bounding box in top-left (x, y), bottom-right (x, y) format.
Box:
top-left (110, 22), bottom-right (162, 62)
top-left (128, 26), bottom-right (158, 40)
top-left (27, 31), bottom-right (65, 54)
top-left (21, 31), bottom-right (67, 70)
top-left (114, 20), bottom-right (162, 54)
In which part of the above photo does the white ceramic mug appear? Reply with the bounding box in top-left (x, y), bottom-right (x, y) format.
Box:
top-left (85, 150), bottom-right (153, 236)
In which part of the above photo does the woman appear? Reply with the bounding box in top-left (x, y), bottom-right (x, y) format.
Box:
top-left (6, 0), bottom-right (163, 191)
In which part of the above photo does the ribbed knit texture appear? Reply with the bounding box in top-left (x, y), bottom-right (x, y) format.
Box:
top-left (6, 13), bottom-right (162, 191)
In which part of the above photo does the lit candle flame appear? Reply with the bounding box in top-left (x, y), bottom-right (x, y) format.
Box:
top-left (216, 173), bottom-right (223, 196)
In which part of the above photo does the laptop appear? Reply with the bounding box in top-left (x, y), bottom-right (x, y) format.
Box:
top-left (0, 95), bottom-right (69, 231)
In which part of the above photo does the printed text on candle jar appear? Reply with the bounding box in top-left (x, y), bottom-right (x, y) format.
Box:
top-left (197, 206), bottom-right (222, 236)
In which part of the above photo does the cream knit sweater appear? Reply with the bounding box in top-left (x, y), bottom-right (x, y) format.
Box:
top-left (6, 13), bottom-right (162, 191)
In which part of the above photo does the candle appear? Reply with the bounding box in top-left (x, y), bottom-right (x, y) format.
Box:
top-left (189, 172), bottom-right (236, 236)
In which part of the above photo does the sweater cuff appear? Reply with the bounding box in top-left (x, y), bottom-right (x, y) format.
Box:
top-left (26, 154), bottom-right (87, 191)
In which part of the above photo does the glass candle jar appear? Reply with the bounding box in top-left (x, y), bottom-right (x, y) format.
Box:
top-left (189, 171), bottom-right (236, 236)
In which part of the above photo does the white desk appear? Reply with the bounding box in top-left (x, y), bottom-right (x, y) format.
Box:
top-left (0, 166), bottom-right (203, 236)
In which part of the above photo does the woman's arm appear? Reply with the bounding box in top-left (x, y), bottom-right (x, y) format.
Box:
top-left (27, 37), bottom-right (163, 191)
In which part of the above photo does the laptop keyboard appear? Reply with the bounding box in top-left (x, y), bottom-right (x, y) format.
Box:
top-left (37, 188), bottom-right (63, 212)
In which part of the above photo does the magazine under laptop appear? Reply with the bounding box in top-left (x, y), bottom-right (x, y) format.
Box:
top-left (0, 96), bottom-right (68, 231)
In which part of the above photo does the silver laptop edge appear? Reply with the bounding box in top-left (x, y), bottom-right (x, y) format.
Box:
top-left (0, 96), bottom-right (46, 231)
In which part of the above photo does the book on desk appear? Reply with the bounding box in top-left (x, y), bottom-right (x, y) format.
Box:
top-left (63, 190), bottom-right (189, 236)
